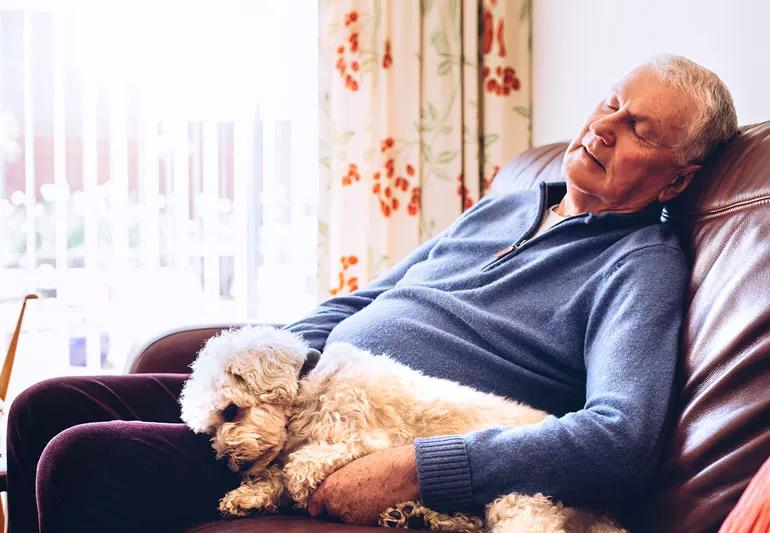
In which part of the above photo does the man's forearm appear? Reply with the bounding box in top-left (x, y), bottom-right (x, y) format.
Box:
top-left (308, 445), bottom-right (419, 525)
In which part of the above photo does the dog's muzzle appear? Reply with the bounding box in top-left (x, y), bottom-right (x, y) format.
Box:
top-left (217, 452), bottom-right (255, 473)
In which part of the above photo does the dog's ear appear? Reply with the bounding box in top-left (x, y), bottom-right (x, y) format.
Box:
top-left (224, 346), bottom-right (300, 405)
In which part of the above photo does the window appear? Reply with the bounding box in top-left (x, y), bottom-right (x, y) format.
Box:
top-left (0, 2), bottom-right (319, 396)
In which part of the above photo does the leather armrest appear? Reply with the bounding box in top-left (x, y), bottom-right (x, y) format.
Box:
top-left (126, 323), bottom-right (283, 374)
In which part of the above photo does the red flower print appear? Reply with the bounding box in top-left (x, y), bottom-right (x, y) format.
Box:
top-left (337, 11), bottom-right (362, 92)
top-left (382, 39), bottom-right (393, 69)
top-left (482, 9), bottom-right (494, 54)
top-left (496, 19), bottom-right (506, 57)
top-left (456, 173), bottom-right (474, 211)
top-left (480, 2), bottom-right (519, 97)
top-left (408, 186), bottom-right (421, 216)
top-left (341, 163), bottom-right (360, 186)
top-left (483, 164), bottom-right (501, 193)
top-left (330, 254), bottom-right (360, 295)
top-left (371, 137), bottom-right (419, 218)
top-left (482, 65), bottom-right (520, 97)
top-left (344, 10), bottom-right (359, 27)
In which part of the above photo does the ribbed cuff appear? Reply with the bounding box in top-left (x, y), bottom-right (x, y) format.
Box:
top-left (414, 435), bottom-right (474, 511)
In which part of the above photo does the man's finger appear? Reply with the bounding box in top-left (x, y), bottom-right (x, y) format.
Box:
top-left (307, 489), bottom-right (325, 518)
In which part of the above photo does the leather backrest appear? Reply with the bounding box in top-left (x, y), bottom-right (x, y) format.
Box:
top-left (647, 122), bottom-right (770, 532)
top-left (491, 127), bottom-right (770, 532)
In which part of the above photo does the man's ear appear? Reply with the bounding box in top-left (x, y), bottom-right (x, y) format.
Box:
top-left (658, 163), bottom-right (701, 203)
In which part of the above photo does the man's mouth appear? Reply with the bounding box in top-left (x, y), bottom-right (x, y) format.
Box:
top-left (582, 146), bottom-right (605, 171)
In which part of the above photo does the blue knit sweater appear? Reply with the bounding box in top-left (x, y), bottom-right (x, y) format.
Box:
top-left (285, 181), bottom-right (688, 513)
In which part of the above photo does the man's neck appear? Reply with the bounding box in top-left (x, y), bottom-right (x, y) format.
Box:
top-left (556, 185), bottom-right (653, 217)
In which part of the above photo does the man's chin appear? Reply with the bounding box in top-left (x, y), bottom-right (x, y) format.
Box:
top-left (563, 155), bottom-right (602, 186)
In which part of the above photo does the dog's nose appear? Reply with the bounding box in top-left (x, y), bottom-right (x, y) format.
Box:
top-left (216, 452), bottom-right (229, 463)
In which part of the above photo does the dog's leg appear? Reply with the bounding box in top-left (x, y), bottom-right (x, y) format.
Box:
top-left (283, 441), bottom-right (365, 509)
top-left (218, 464), bottom-right (285, 517)
top-left (484, 492), bottom-right (628, 533)
top-left (484, 492), bottom-right (571, 533)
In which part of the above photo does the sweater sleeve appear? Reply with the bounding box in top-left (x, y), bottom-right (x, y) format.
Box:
top-left (414, 244), bottom-right (688, 511)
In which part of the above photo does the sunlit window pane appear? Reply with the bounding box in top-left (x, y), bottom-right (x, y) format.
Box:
top-left (0, 1), bottom-right (319, 398)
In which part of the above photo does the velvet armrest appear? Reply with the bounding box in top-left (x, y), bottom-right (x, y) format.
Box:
top-left (126, 323), bottom-right (283, 374)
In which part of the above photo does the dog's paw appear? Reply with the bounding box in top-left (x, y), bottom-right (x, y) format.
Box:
top-left (218, 490), bottom-right (253, 517)
top-left (218, 484), bottom-right (279, 517)
top-left (379, 501), bottom-right (426, 529)
top-left (379, 501), bottom-right (484, 532)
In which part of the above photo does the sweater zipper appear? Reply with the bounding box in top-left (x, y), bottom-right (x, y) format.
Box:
top-left (480, 185), bottom-right (548, 272)
top-left (480, 212), bottom-right (588, 272)
top-left (480, 183), bottom-right (549, 272)
top-left (481, 238), bottom-right (529, 271)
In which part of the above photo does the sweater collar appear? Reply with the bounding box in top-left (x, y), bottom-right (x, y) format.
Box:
top-left (540, 181), bottom-right (663, 228)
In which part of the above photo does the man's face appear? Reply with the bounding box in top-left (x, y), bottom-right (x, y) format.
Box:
top-left (561, 67), bottom-right (701, 212)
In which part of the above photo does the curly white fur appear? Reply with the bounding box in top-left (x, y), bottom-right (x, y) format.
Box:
top-left (180, 326), bottom-right (308, 434)
top-left (179, 326), bottom-right (627, 532)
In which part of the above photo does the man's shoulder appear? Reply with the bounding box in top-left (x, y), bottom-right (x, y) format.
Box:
top-left (618, 222), bottom-right (685, 254)
top-left (607, 222), bottom-right (688, 274)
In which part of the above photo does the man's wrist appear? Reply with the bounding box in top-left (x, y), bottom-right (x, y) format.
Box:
top-left (394, 444), bottom-right (420, 500)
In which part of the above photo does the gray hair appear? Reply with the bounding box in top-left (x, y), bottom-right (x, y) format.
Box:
top-left (645, 55), bottom-right (738, 165)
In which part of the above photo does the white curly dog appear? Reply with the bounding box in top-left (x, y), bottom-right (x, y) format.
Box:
top-left (180, 326), bottom-right (625, 532)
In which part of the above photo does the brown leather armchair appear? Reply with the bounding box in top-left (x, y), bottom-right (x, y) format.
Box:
top-left (128, 122), bottom-right (770, 532)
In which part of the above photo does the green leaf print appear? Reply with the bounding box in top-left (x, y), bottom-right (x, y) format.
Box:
top-left (437, 150), bottom-right (457, 163)
top-left (431, 31), bottom-right (450, 56)
top-left (514, 106), bottom-right (530, 118)
top-left (481, 133), bottom-right (499, 147)
top-left (427, 103), bottom-right (439, 122)
top-left (431, 166), bottom-right (449, 181)
top-left (336, 130), bottom-right (355, 144)
top-left (520, 0), bottom-right (531, 21)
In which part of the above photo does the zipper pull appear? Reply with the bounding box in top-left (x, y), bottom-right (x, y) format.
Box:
top-left (494, 244), bottom-right (516, 258)
top-left (494, 240), bottom-right (526, 258)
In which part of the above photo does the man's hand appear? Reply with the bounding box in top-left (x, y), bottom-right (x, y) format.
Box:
top-left (307, 444), bottom-right (420, 525)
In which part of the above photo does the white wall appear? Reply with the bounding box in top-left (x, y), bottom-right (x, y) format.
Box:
top-left (532, 0), bottom-right (770, 145)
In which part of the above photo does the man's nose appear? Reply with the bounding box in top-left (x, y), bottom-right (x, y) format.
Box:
top-left (589, 115), bottom-right (616, 146)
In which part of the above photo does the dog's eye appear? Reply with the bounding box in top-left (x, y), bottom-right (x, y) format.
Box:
top-left (222, 404), bottom-right (239, 422)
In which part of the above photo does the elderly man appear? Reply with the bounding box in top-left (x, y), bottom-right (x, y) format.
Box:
top-left (6, 55), bottom-right (736, 533)
top-left (288, 55), bottom-right (737, 525)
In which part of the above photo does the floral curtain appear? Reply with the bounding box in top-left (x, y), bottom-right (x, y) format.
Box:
top-left (318, 0), bottom-right (531, 296)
